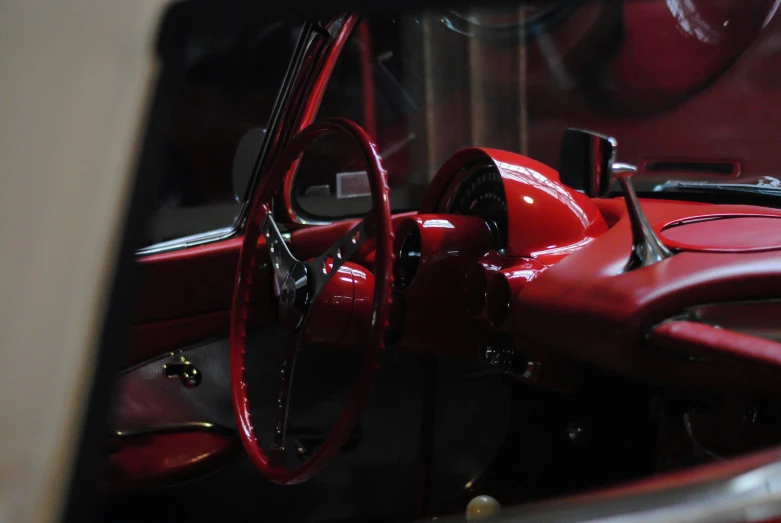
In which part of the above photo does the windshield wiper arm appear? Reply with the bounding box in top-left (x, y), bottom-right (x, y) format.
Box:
top-left (653, 176), bottom-right (781, 197)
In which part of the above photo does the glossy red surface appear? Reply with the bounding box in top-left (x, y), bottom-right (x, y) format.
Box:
top-left (512, 199), bottom-right (781, 393)
top-left (421, 147), bottom-right (607, 263)
top-left (393, 214), bottom-right (495, 357)
top-left (305, 261), bottom-right (375, 346)
top-left (649, 320), bottom-right (781, 371)
top-left (340, 262), bottom-right (375, 345)
top-left (304, 263), bottom-right (355, 345)
top-left (486, 258), bottom-right (547, 329)
top-left (488, 147), bottom-right (607, 262)
top-left (397, 214), bottom-right (494, 264)
top-left (231, 118), bottom-right (394, 484)
top-left (465, 252), bottom-right (548, 328)
top-left (104, 432), bottom-right (239, 492)
top-left (660, 215), bottom-right (781, 252)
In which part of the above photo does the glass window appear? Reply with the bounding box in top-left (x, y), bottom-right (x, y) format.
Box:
top-left (140, 22), bottom-right (301, 248)
top-left (292, 2), bottom-right (781, 219)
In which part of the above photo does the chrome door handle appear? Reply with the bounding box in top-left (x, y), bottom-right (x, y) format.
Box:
top-left (163, 355), bottom-right (202, 388)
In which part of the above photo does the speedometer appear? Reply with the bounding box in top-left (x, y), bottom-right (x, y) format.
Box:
top-left (449, 166), bottom-right (508, 249)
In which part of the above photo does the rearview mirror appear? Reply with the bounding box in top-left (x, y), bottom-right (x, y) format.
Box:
top-left (558, 128), bottom-right (617, 198)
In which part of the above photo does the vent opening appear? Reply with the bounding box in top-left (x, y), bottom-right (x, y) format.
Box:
top-left (645, 161), bottom-right (737, 176)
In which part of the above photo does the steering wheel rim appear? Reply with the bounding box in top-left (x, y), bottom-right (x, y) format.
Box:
top-left (230, 118), bottom-right (395, 485)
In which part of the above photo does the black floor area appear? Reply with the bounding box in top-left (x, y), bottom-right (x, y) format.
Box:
top-left (100, 326), bottom-right (512, 523)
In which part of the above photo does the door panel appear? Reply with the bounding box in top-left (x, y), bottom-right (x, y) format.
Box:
top-left (133, 237), bottom-right (243, 324)
top-left (127, 311), bottom-right (230, 367)
top-left (114, 212), bottom-right (414, 490)
top-left (126, 238), bottom-right (244, 367)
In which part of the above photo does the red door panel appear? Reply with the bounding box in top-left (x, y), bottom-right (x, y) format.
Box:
top-left (125, 238), bottom-right (243, 367)
top-left (133, 237), bottom-right (243, 324)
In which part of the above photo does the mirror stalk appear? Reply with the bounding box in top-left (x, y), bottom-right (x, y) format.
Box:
top-left (612, 162), bottom-right (674, 271)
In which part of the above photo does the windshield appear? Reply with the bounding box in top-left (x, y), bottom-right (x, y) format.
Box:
top-left (294, 1), bottom-right (781, 219)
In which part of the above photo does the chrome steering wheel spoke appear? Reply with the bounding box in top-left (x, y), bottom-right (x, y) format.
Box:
top-left (303, 220), bottom-right (367, 304)
top-left (263, 212), bottom-right (308, 332)
top-left (266, 220), bottom-right (367, 467)
top-left (268, 333), bottom-right (303, 468)
top-left (262, 211), bottom-right (299, 297)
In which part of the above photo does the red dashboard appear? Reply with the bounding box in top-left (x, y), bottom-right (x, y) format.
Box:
top-left (111, 134), bottom-right (781, 511)
top-left (390, 146), bottom-right (781, 396)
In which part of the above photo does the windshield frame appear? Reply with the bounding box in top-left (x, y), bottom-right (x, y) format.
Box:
top-left (136, 19), bottom-right (335, 256)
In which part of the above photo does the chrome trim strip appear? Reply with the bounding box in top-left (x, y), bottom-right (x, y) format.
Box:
top-left (111, 421), bottom-right (234, 438)
top-left (135, 226), bottom-right (235, 256)
top-left (684, 412), bottom-right (725, 462)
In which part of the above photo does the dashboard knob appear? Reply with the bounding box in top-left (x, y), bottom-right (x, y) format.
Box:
top-left (466, 495), bottom-right (501, 521)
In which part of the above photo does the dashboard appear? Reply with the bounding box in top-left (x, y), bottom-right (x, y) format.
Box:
top-left (441, 163), bottom-right (509, 250)
top-left (390, 145), bottom-right (781, 395)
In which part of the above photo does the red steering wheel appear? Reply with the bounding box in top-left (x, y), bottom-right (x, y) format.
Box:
top-left (230, 118), bottom-right (394, 485)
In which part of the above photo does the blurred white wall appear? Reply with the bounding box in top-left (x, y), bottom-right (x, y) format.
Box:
top-left (0, 1), bottom-right (166, 521)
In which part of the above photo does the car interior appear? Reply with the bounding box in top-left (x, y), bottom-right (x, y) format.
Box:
top-left (77, 1), bottom-right (781, 522)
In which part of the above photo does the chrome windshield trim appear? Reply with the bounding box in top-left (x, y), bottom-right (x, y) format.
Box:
top-left (281, 17), bottom-right (356, 227)
top-left (234, 21), bottom-right (326, 230)
top-left (135, 226), bottom-right (236, 256)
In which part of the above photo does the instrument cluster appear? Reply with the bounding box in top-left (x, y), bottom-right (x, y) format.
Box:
top-left (443, 164), bottom-right (509, 251)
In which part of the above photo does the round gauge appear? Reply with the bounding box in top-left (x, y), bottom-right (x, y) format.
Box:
top-left (449, 167), bottom-right (508, 249)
